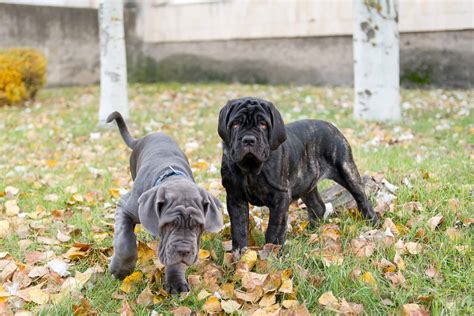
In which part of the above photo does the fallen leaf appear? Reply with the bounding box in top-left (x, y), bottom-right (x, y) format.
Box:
top-left (5, 200), bottom-right (20, 216)
top-left (402, 303), bottom-right (430, 316)
top-left (197, 289), bottom-right (211, 301)
top-left (425, 265), bottom-right (437, 278)
top-left (187, 274), bottom-right (201, 288)
top-left (120, 271), bottom-right (142, 293)
top-left (446, 228), bottom-right (460, 241)
top-left (203, 295), bottom-right (222, 313)
top-left (239, 249), bottom-right (258, 271)
top-left (234, 286), bottom-right (263, 303)
top-left (406, 242), bottom-right (422, 255)
top-left (171, 306), bottom-right (192, 316)
top-left (222, 240), bottom-right (232, 252)
top-left (47, 259), bottom-right (69, 277)
top-left (136, 285), bottom-right (154, 306)
top-left (198, 249), bottom-right (210, 261)
top-left (427, 214), bottom-right (444, 231)
top-left (121, 299), bottom-right (134, 316)
top-left (56, 230), bottom-right (71, 243)
top-left (259, 292), bottom-right (276, 307)
top-left (221, 299), bottom-right (241, 313)
top-left (384, 271), bottom-right (406, 287)
top-left (361, 272), bottom-right (378, 291)
top-left (16, 287), bottom-right (49, 305)
top-left (109, 188), bottom-right (121, 198)
top-left (339, 298), bottom-right (364, 315)
top-left (0, 221), bottom-right (10, 238)
top-left (318, 291), bottom-right (339, 308)
top-left (5, 186), bottom-right (19, 197)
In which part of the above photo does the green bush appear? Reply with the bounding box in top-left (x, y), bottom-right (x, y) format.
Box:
top-left (0, 48), bottom-right (47, 105)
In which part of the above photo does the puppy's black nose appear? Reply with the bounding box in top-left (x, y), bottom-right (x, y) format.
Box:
top-left (242, 135), bottom-right (257, 146)
top-left (177, 249), bottom-right (191, 257)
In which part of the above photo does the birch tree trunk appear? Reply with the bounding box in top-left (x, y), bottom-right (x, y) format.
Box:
top-left (98, 0), bottom-right (128, 124)
top-left (353, 0), bottom-right (400, 121)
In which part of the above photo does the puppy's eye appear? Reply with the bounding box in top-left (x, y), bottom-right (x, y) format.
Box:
top-left (232, 121), bottom-right (241, 129)
top-left (259, 121), bottom-right (268, 129)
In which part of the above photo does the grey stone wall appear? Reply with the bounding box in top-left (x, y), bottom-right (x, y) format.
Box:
top-left (1, 3), bottom-right (472, 88)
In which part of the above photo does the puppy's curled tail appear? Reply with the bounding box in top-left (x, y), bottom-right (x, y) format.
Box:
top-left (106, 111), bottom-right (137, 149)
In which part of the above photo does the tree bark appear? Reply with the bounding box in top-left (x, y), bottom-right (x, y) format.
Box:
top-left (353, 0), bottom-right (400, 121)
top-left (98, 0), bottom-right (128, 124)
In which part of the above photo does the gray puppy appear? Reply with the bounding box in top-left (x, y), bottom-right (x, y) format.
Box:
top-left (107, 112), bottom-right (223, 293)
top-left (218, 97), bottom-right (378, 254)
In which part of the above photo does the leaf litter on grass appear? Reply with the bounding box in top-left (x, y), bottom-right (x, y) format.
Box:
top-left (1, 85), bottom-right (472, 314)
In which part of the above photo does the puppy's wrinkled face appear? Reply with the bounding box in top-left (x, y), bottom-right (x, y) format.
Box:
top-left (218, 97), bottom-right (287, 174)
top-left (137, 180), bottom-right (223, 267)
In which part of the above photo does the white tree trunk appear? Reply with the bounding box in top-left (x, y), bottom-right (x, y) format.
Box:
top-left (353, 0), bottom-right (400, 121)
top-left (98, 0), bottom-right (128, 124)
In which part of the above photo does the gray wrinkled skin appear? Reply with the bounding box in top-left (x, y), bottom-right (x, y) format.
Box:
top-left (218, 97), bottom-right (379, 254)
top-left (106, 112), bottom-right (223, 294)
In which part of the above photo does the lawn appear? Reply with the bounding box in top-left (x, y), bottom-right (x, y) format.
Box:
top-left (0, 83), bottom-right (472, 315)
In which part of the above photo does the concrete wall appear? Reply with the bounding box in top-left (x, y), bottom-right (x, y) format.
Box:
top-left (0, 4), bottom-right (100, 86)
top-left (0, 3), bottom-right (472, 88)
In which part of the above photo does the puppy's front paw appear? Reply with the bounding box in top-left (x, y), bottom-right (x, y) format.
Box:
top-left (109, 256), bottom-right (135, 280)
top-left (165, 281), bottom-right (190, 294)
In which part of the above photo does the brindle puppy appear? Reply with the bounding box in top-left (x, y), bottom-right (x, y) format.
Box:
top-left (107, 112), bottom-right (223, 293)
top-left (218, 97), bottom-right (379, 254)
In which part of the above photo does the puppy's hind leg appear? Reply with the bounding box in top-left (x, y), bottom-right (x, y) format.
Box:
top-left (301, 188), bottom-right (326, 228)
top-left (332, 161), bottom-right (379, 225)
top-left (109, 193), bottom-right (138, 280)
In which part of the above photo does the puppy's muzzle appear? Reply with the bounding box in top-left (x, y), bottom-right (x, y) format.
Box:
top-left (241, 135), bottom-right (257, 147)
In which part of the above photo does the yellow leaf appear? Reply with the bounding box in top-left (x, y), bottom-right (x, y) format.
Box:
top-left (16, 288), bottom-right (49, 305)
top-left (239, 249), bottom-right (258, 271)
top-left (46, 159), bottom-right (57, 168)
top-left (198, 249), bottom-right (210, 261)
top-left (137, 241), bottom-right (155, 265)
top-left (279, 278), bottom-right (293, 294)
top-left (405, 242), bottom-right (422, 255)
top-left (120, 271), bottom-right (142, 293)
top-left (108, 188), bottom-right (121, 198)
top-left (203, 295), bottom-right (222, 313)
top-left (197, 289), bottom-right (211, 301)
top-left (361, 272), bottom-right (378, 290)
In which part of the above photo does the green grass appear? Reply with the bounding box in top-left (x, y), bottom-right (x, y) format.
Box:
top-left (0, 83), bottom-right (473, 315)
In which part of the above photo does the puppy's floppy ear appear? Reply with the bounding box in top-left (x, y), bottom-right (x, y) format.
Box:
top-left (137, 186), bottom-right (165, 236)
top-left (199, 188), bottom-right (224, 233)
top-left (267, 102), bottom-right (287, 150)
top-left (217, 101), bottom-right (234, 144)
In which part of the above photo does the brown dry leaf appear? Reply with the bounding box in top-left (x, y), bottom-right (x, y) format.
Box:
top-left (321, 224), bottom-right (341, 240)
top-left (402, 303), bottom-right (430, 316)
top-left (394, 253), bottom-right (406, 270)
top-left (384, 271), bottom-right (406, 287)
top-left (56, 230), bottom-right (71, 243)
top-left (222, 240), bottom-right (232, 252)
top-left (197, 289), bottom-right (211, 301)
top-left (221, 299), bottom-right (241, 313)
top-left (27, 266), bottom-right (48, 279)
top-left (446, 228), bottom-right (460, 241)
top-left (1, 260), bottom-right (18, 282)
top-left (262, 273), bottom-right (282, 293)
top-left (339, 298), bottom-right (364, 315)
top-left (351, 238), bottom-right (375, 258)
top-left (5, 200), bottom-right (20, 216)
top-left (278, 277), bottom-right (293, 294)
top-left (16, 287), bottom-right (50, 305)
top-left (203, 295), bottom-right (222, 313)
top-left (404, 201), bottom-right (423, 212)
top-left (318, 291), bottom-right (339, 308)
top-left (259, 292), bottom-right (276, 307)
top-left (0, 221), bottom-right (10, 238)
top-left (447, 198), bottom-right (460, 212)
top-left (121, 299), bottom-right (134, 316)
top-left (234, 286), bottom-right (263, 303)
top-left (379, 258), bottom-right (397, 273)
top-left (280, 300), bottom-right (298, 309)
top-left (187, 274), bottom-right (201, 288)
top-left (383, 218), bottom-right (399, 236)
top-left (427, 214), bottom-right (444, 231)
top-left (136, 285), bottom-right (154, 306)
top-left (171, 306), bottom-right (192, 316)
top-left (120, 271), bottom-right (142, 293)
top-left (63, 247), bottom-right (89, 261)
top-left (219, 282), bottom-right (235, 300)
top-left (72, 298), bottom-right (95, 315)
top-left (406, 242), bottom-right (422, 255)
top-left (425, 265), bottom-right (437, 278)
top-left (198, 249), bottom-right (210, 261)
top-left (279, 303), bottom-right (311, 316)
